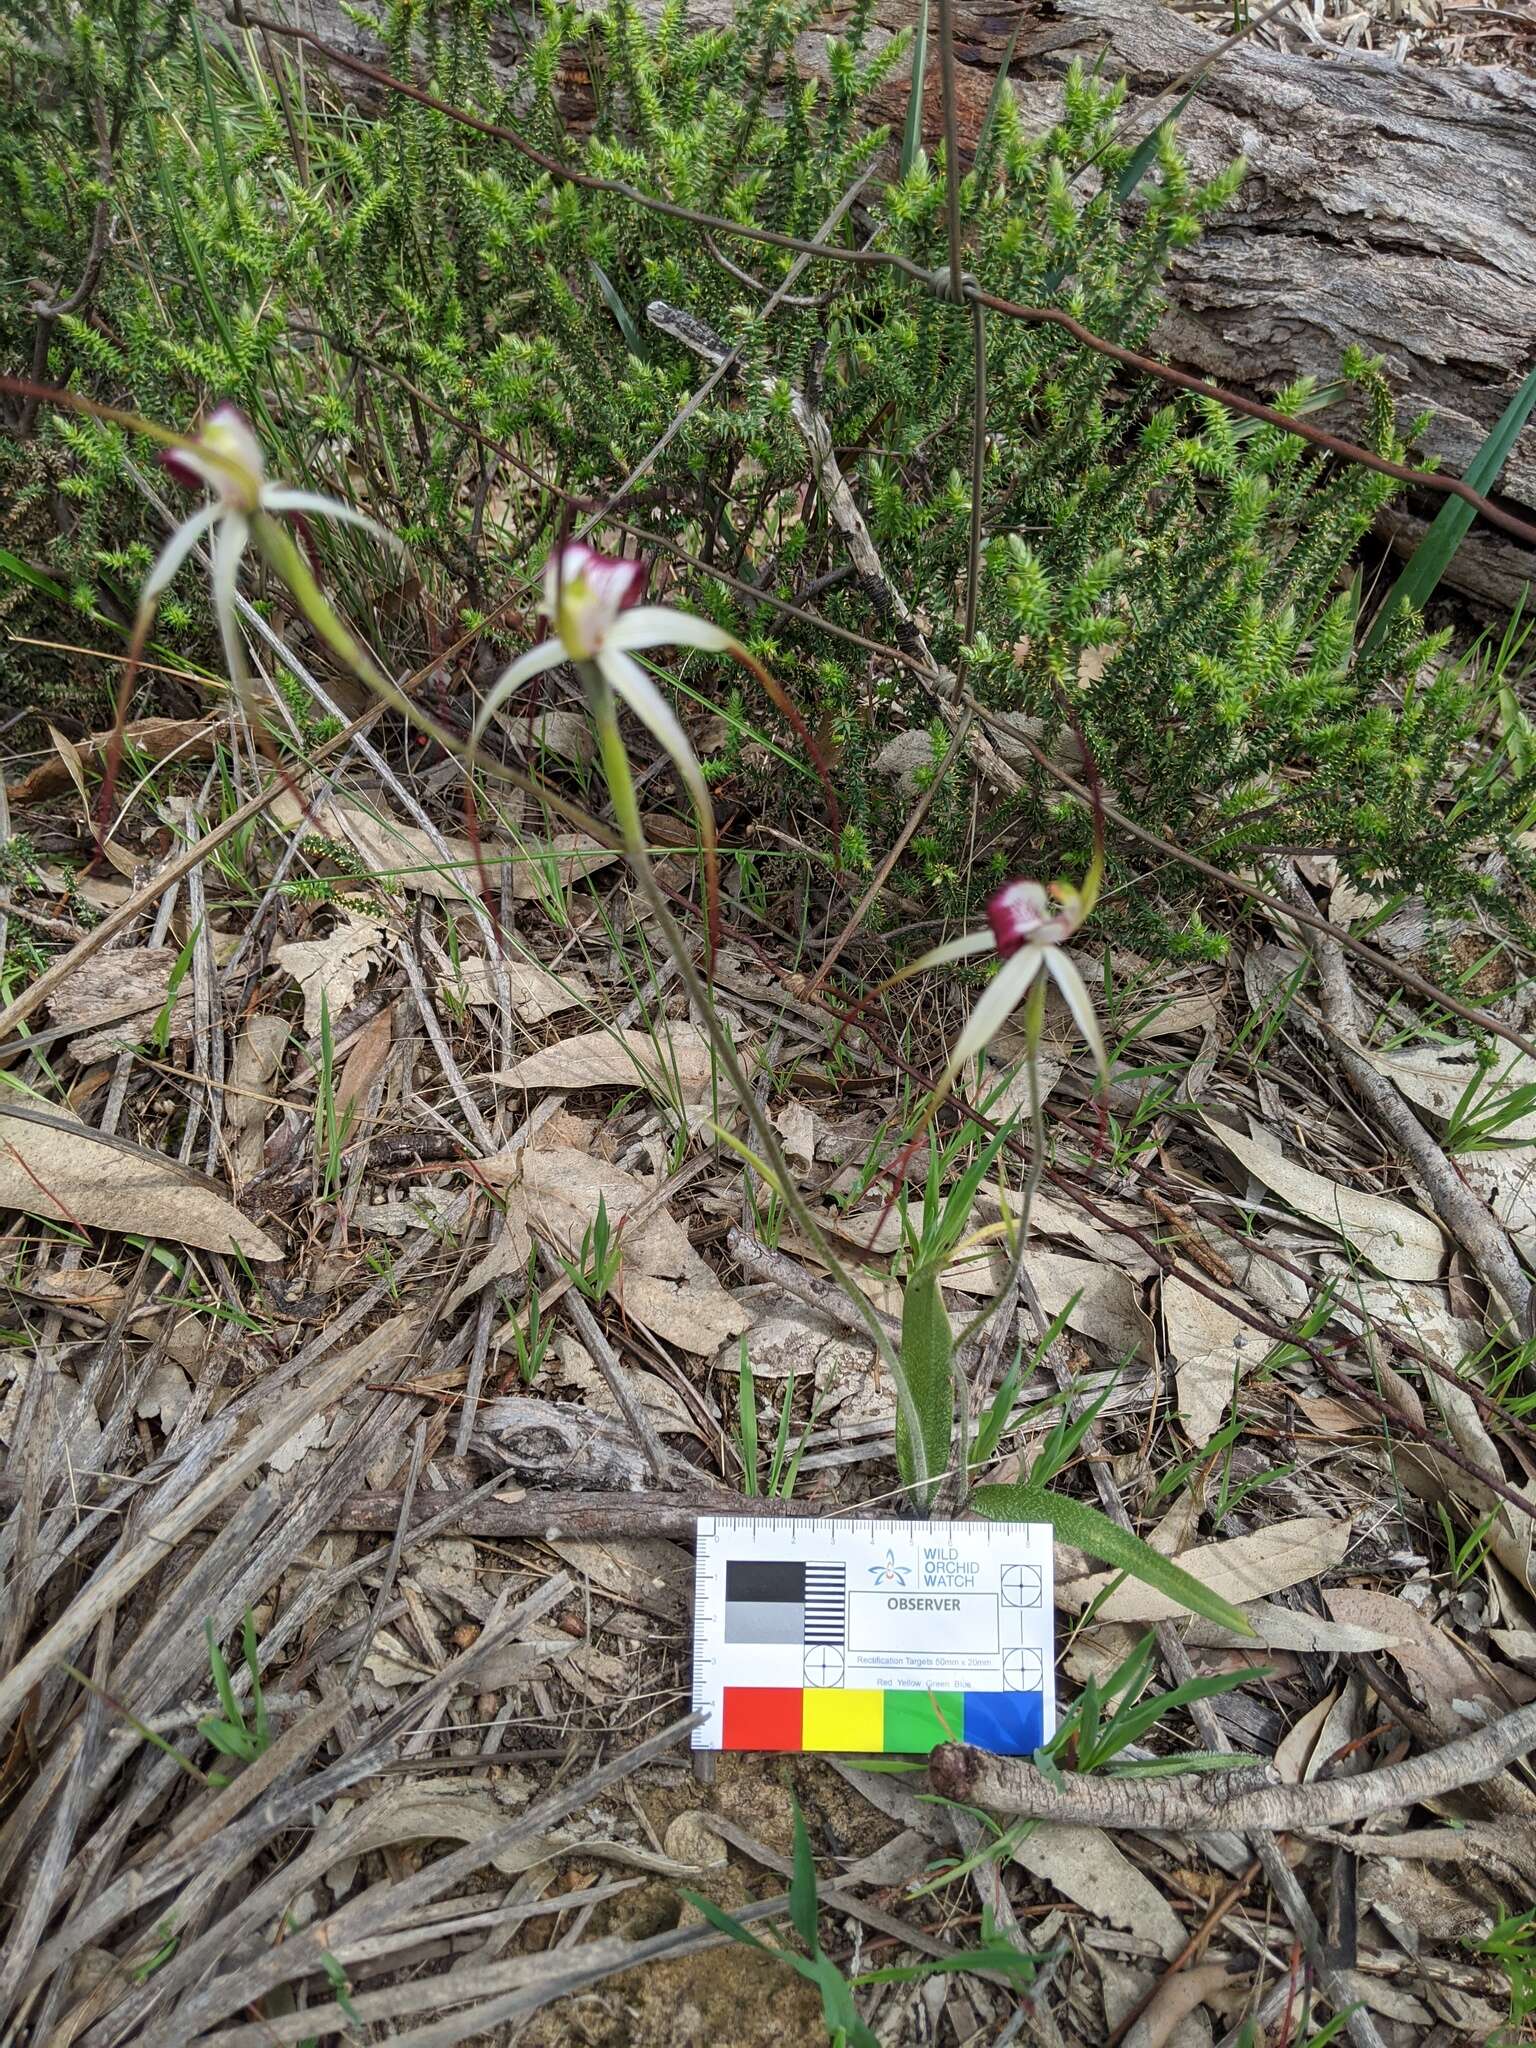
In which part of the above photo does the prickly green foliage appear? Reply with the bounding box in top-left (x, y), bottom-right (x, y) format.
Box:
top-left (4, 0), bottom-right (1531, 952)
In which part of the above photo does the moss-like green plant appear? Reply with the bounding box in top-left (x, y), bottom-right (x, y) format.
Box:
top-left (5, 0), bottom-right (1531, 951)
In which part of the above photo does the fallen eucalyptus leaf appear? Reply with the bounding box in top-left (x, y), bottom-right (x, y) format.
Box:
top-left (1162, 1276), bottom-right (1256, 1445)
top-left (458, 1143), bottom-right (748, 1355)
top-left (1055, 1514), bottom-right (1351, 1624)
top-left (0, 1112), bottom-right (282, 1261)
top-left (1012, 1825), bottom-right (1186, 1961)
top-left (1205, 1117), bottom-right (1442, 1281)
top-left (440, 952), bottom-right (595, 1023)
top-left (494, 1024), bottom-right (716, 1103)
top-left (275, 916), bottom-right (385, 1036)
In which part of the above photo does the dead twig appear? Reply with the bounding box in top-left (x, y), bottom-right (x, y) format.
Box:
top-left (931, 1692), bottom-right (1536, 1830)
top-left (301, 1485), bottom-right (828, 1541)
top-left (1279, 873), bottom-right (1533, 1335)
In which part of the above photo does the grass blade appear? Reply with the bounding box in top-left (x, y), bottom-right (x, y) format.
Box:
top-left (591, 260), bottom-right (646, 358)
top-left (736, 1336), bottom-right (759, 1496)
top-left (1115, 90), bottom-right (1195, 203)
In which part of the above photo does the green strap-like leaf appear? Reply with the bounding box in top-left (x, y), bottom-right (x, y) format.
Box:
top-left (899, 1), bottom-right (929, 181)
top-left (897, 1268), bottom-right (955, 1501)
top-left (1362, 365), bottom-right (1536, 657)
top-left (971, 1483), bottom-right (1256, 1636)
top-left (788, 1797), bottom-right (821, 1955)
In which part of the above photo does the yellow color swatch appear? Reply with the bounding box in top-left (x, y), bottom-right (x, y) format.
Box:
top-left (802, 1689), bottom-right (885, 1752)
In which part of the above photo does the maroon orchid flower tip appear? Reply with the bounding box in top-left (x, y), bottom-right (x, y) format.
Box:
top-left (985, 878), bottom-right (1053, 958)
top-left (160, 444), bottom-right (200, 491)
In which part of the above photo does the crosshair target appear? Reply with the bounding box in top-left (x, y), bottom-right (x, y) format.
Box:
top-left (804, 1647), bottom-right (845, 1687)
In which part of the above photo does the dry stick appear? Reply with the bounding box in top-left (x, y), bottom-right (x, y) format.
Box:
top-left (581, 170), bottom-right (871, 540)
top-left (222, 13), bottom-right (1536, 552)
top-left (343, 1417), bottom-right (428, 1691)
top-left (321, 1489), bottom-right (823, 1540)
top-left (931, 1693), bottom-right (1536, 1830)
top-left (1104, 1859), bottom-right (1264, 2048)
top-left (534, 1243), bottom-right (674, 1486)
top-left (936, 0), bottom-right (967, 309)
top-left (645, 300), bottom-right (944, 674)
top-left (1280, 873), bottom-right (1533, 1334)
top-left (811, 712), bottom-right (978, 996)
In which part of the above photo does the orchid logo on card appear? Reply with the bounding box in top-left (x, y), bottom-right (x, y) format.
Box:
top-left (868, 1549), bottom-right (909, 1587)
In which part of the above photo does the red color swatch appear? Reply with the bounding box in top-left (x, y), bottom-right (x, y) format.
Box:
top-left (721, 1687), bottom-right (803, 1751)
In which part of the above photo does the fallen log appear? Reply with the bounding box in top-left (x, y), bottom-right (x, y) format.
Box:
top-left (225, 0), bottom-right (1536, 534)
top-left (999, 0), bottom-right (1536, 522)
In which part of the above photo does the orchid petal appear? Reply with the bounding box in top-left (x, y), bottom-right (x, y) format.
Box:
top-left (140, 504), bottom-right (221, 606)
top-left (209, 512), bottom-right (250, 692)
top-left (913, 948), bottom-right (1050, 1132)
top-left (1045, 948), bottom-right (1110, 1087)
top-left (260, 490), bottom-right (399, 548)
top-left (881, 929), bottom-right (996, 985)
top-left (945, 946), bottom-right (1045, 1079)
top-left (599, 647), bottom-right (712, 824)
top-left (471, 639), bottom-right (564, 746)
top-left (604, 606), bottom-right (735, 656)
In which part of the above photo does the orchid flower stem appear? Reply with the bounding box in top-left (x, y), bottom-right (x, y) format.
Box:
top-left (584, 667), bottom-right (935, 1504)
top-left (954, 981), bottom-right (1048, 1363)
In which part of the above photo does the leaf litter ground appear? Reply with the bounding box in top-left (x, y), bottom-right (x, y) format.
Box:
top-left (3, 715), bottom-right (1536, 2046)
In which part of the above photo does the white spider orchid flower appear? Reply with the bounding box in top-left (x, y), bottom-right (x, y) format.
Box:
top-left (98, 405), bottom-right (396, 847)
top-left (473, 545), bottom-right (842, 954)
top-left (144, 403), bottom-right (392, 691)
top-left (890, 853), bottom-right (1109, 1120)
top-left (471, 542), bottom-right (741, 836)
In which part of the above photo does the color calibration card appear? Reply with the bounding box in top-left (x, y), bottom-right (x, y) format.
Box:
top-left (691, 1517), bottom-right (1054, 1755)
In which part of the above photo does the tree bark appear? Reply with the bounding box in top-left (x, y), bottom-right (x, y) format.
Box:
top-left (997, 0), bottom-right (1536, 520)
top-left (237, 0), bottom-right (1536, 529)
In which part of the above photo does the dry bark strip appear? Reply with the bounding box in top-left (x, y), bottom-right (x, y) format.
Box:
top-left (928, 1692), bottom-right (1536, 1830)
top-left (313, 1486), bottom-right (829, 1541)
top-left (1002, 0), bottom-right (1536, 520)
